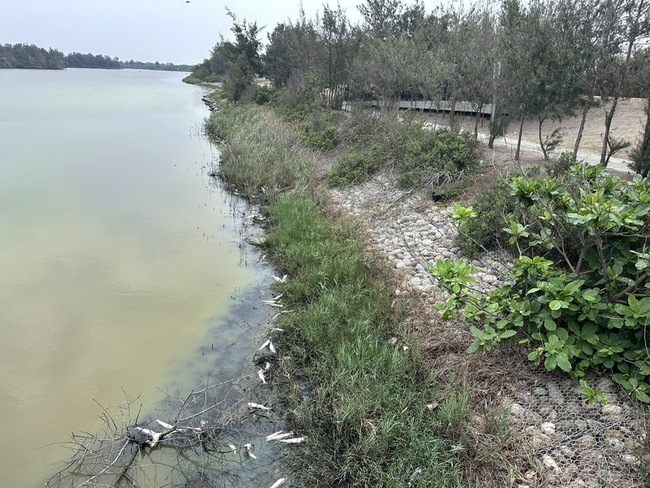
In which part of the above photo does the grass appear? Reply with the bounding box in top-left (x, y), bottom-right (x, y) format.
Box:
top-left (205, 102), bottom-right (498, 486)
top-left (264, 194), bottom-right (468, 487)
top-left (205, 104), bottom-right (316, 202)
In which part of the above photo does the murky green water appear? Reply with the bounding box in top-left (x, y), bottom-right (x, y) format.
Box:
top-left (0, 68), bottom-right (257, 486)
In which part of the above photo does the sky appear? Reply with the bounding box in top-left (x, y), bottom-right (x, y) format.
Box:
top-left (2, 0), bottom-right (364, 65)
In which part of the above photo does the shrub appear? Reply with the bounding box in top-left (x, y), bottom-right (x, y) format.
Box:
top-left (454, 173), bottom-right (523, 258)
top-left (298, 111), bottom-right (341, 151)
top-left (432, 165), bottom-right (650, 403)
top-left (253, 85), bottom-right (277, 105)
top-left (327, 110), bottom-right (479, 189)
top-left (327, 148), bottom-right (382, 187)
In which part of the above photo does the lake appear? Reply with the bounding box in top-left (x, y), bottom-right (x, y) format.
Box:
top-left (0, 68), bottom-right (261, 486)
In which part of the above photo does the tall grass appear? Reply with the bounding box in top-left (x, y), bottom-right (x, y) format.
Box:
top-left (205, 104), bottom-right (316, 201)
top-left (266, 194), bottom-right (467, 487)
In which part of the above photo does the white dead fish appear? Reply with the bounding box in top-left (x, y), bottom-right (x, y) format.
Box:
top-left (258, 369), bottom-right (267, 384)
top-left (244, 443), bottom-right (257, 459)
top-left (271, 327), bottom-right (285, 332)
top-left (266, 431), bottom-right (295, 441)
top-left (263, 300), bottom-right (283, 308)
top-left (265, 430), bottom-right (285, 441)
top-left (258, 338), bottom-right (271, 351)
top-left (268, 341), bottom-right (277, 354)
top-left (269, 479), bottom-right (287, 488)
top-left (228, 443), bottom-right (238, 452)
top-left (248, 402), bottom-right (272, 411)
top-left (273, 274), bottom-right (288, 283)
top-left (264, 362), bottom-right (271, 371)
top-left (278, 437), bottom-right (305, 444)
top-left (156, 419), bottom-right (174, 430)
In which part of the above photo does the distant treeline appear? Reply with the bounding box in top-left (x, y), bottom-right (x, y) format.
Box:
top-left (0, 43), bottom-right (194, 71)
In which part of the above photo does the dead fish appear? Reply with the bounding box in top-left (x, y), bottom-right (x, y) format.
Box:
top-left (266, 431), bottom-right (295, 441)
top-left (264, 362), bottom-right (271, 371)
top-left (258, 369), bottom-right (267, 384)
top-left (268, 341), bottom-right (276, 354)
top-left (278, 437), bottom-right (305, 444)
top-left (273, 274), bottom-right (288, 283)
top-left (228, 443), bottom-right (238, 452)
top-left (258, 338), bottom-right (271, 351)
top-left (247, 402), bottom-right (272, 411)
top-left (269, 479), bottom-right (287, 488)
top-left (156, 419), bottom-right (173, 429)
top-left (244, 443), bottom-right (257, 459)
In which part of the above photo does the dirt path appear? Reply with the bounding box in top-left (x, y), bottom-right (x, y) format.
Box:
top-left (426, 97), bottom-right (647, 173)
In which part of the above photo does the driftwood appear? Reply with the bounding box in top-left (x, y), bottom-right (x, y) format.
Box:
top-left (44, 379), bottom-right (266, 488)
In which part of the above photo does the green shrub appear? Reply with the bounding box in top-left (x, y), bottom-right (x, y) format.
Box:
top-left (298, 111), bottom-right (341, 151)
top-left (328, 111), bottom-right (479, 189)
top-left (253, 85), bottom-right (277, 105)
top-left (432, 165), bottom-right (650, 403)
top-left (454, 173), bottom-right (523, 258)
top-left (327, 148), bottom-right (382, 187)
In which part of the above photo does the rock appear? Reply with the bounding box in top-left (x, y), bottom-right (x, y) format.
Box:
top-left (575, 435), bottom-right (597, 448)
top-left (546, 381), bottom-right (565, 405)
top-left (509, 402), bottom-right (525, 418)
top-left (540, 422), bottom-right (556, 435)
top-left (574, 419), bottom-right (588, 431)
top-left (524, 426), bottom-right (550, 448)
top-left (245, 234), bottom-right (266, 246)
top-left (542, 454), bottom-right (559, 472)
top-left (601, 404), bottom-right (622, 416)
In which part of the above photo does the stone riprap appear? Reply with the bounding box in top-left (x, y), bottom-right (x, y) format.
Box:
top-left (329, 172), bottom-right (646, 488)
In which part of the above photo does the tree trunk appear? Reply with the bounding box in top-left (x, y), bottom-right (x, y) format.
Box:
top-left (538, 116), bottom-right (548, 160)
top-left (600, 97), bottom-right (619, 166)
top-left (474, 102), bottom-right (483, 140)
top-left (515, 115), bottom-right (525, 161)
top-left (573, 96), bottom-right (592, 159)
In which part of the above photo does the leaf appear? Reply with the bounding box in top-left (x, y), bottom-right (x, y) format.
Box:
top-left (556, 354), bottom-right (572, 372)
top-left (635, 390), bottom-right (650, 403)
top-left (544, 318), bottom-right (557, 331)
top-left (549, 300), bottom-right (564, 311)
top-left (500, 330), bottom-right (517, 339)
top-left (467, 340), bottom-right (480, 354)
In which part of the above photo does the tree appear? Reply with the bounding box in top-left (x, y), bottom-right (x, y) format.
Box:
top-left (594, 0), bottom-right (649, 166)
top-left (629, 49), bottom-right (650, 176)
top-left (318, 5), bottom-right (358, 108)
top-left (358, 0), bottom-right (404, 39)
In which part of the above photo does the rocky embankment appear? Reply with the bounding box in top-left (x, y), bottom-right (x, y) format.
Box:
top-left (330, 172), bottom-right (647, 488)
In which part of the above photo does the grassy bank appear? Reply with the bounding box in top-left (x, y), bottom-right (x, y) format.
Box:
top-left (206, 105), bottom-right (469, 486)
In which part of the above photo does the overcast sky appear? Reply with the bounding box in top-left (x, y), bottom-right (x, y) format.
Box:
top-left (2, 0), bottom-right (364, 65)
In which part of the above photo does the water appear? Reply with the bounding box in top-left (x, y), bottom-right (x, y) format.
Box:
top-left (0, 68), bottom-right (257, 486)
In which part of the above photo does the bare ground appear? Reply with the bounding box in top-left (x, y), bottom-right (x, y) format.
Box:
top-left (426, 97), bottom-right (648, 168)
